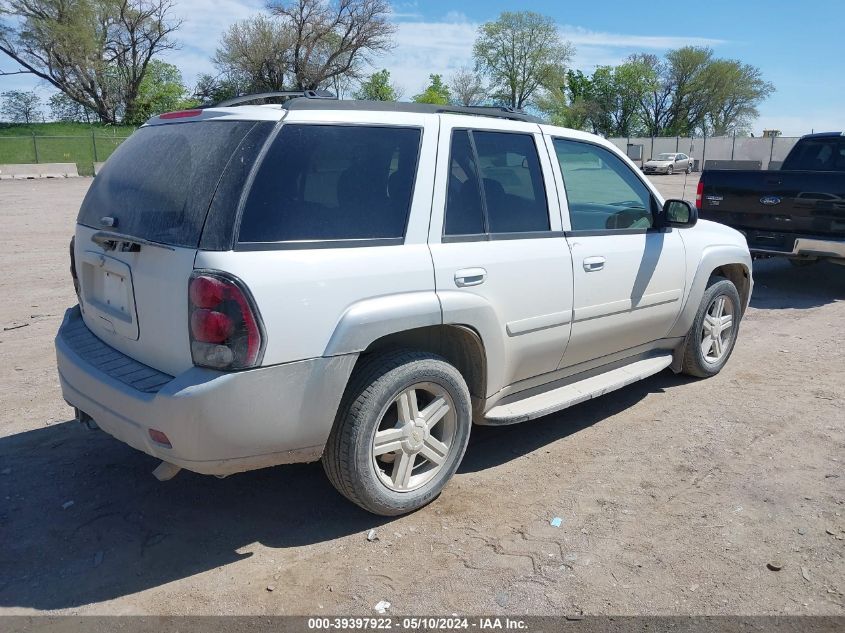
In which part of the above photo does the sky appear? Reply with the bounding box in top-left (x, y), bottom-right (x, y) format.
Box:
top-left (1, 0), bottom-right (843, 136)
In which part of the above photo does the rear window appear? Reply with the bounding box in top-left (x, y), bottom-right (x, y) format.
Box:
top-left (237, 124), bottom-right (421, 244)
top-left (78, 121), bottom-right (260, 248)
top-left (783, 138), bottom-right (845, 171)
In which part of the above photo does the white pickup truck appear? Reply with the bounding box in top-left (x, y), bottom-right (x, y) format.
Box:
top-left (56, 94), bottom-right (752, 516)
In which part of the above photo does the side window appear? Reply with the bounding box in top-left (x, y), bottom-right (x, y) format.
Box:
top-left (444, 130), bottom-right (551, 236)
top-left (445, 131), bottom-right (485, 235)
top-left (553, 139), bottom-right (655, 231)
top-left (238, 124), bottom-right (421, 243)
top-left (473, 131), bottom-right (550, 234)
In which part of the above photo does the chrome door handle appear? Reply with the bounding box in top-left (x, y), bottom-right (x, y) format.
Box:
top-left (583, 256), bottom-right (605, 272)
top-left (454, 268), bottom-right (487, 287)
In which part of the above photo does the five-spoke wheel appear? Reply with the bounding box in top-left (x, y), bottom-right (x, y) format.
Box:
top-left (682, 276), bottom-right (742, 377)
top-left (323, 350), bottom-right (472, 516)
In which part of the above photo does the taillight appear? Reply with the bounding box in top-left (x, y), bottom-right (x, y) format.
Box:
top-left (695, 179), bottom-right (704, 210)
top-left (159, 109), bottom-right (203, 119)
top-left (188, 271), bottom-right (265, 370)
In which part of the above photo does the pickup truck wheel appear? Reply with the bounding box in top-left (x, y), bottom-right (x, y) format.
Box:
top-left (322, 350), bottom-right (472, 516)
top-left (681, 277), bottom-right (741, 378)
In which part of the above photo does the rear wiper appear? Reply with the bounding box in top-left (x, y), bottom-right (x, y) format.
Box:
top-left (91, 231), bottom-right (175, 252)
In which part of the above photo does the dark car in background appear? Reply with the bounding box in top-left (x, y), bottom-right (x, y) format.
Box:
top-left (697, 132), bottom-right (845, 265)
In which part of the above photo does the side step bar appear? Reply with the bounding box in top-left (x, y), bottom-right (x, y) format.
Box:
top-left (482, 354), bottom-right (673, 425)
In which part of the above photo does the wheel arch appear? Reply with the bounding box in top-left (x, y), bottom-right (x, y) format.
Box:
top-left (350, 324), bottom-right (488, 420)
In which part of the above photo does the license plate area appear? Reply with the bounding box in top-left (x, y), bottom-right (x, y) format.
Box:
top-left (80, 250), bottom-right (139, 340)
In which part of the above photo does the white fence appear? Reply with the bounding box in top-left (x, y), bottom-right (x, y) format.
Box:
top-left (607, 135), bottom-right (801, 170)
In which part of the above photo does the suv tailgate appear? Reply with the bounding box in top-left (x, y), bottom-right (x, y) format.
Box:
top-left (74, 119), bottom-right (269, 376)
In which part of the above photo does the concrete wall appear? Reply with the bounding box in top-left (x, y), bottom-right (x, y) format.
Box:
top-left (0, 163), bottom-right (79, 179)
top-left (611, 135), bottom-right (801, 170)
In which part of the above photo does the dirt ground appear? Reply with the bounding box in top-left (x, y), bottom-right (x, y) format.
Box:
top-left (0, 176), bottom-right (843, 616)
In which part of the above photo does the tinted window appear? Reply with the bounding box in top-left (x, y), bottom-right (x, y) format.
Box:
top-left (78, 121), bottom-right (261, 248)
top-left (554, 139), bottom-right (654, 231)
top-left (445, 131), bottom-right (485, 235)
top-left (783, 138), bottom-right (845, 171)
top-left (444, 130), bottom-right (550, 236)
top-left (239, 124), bottom-right (421, 242)
top-left (474, 131), bottom-right (550, 233)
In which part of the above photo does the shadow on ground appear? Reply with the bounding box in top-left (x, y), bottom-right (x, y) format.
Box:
top-left (750, 258), bottom-right (845, 310)
top-left (0, 369), bottom-right (689, 611)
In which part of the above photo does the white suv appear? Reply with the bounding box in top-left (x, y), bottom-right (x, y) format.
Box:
top-left (56, 94), bottom-right (752, 516)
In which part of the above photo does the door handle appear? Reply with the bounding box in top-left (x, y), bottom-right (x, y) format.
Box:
top-left (454, 268), bottom-right (487, 287)
top-left (583, 256), bottom-right (605, 272)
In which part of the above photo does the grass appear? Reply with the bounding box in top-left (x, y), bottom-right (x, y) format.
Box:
top-left (0, 122), bottom-right (136, 176)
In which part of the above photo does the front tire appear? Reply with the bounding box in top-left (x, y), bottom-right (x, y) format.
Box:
top-left (667, 165), bottom-right (674, 175)
top-left (322, 350), bottom-right (472, 516)
top-left (681, 277), bottom-right (742, 378)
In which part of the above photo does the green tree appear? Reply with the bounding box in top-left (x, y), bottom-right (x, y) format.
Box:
top-left (352, 69), bottom-right (401, 101)
top-left (0, 0), bottom-right (181, 124)
top-left (588, 60), bottom-right (654, 136)
top-left (473, 11), bottom-right (574, 109)
top-left (701, 59), bottom-right (774, 135)
top-left (48, 92), bottom-right (96, 123)
top-left (412, 74), bottom-right (450, 105)
top-left (127, 60), bottom-right (195, 124)
top-left (663, 46), bottom-right (714, 135)
top-left (0, 89), bottom-right (41, 123)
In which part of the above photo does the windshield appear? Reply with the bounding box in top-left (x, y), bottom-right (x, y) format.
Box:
top-left (655, 154), bottom-right (676, 160)
top-left (78, 121), bottom-right (260, 248)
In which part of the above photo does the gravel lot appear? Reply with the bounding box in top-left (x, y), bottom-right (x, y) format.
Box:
top-left (0, 176), bottom-right (843, 616)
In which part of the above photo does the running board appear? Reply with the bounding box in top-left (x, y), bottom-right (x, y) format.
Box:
top-left (482, 354), bottom-right (673, 426)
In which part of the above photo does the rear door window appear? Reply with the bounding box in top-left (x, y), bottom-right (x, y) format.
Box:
top-left (443, 130), bottom-right (550, 237)
top-left (78, 121), bottom-right (261, 248)
top-left (238, 124), bottom-right (422, 244)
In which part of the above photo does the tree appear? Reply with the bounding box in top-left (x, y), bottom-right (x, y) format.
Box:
top-left (212, 15), bottom-right (293, 94)
top-left (48, 92), bottom-right (96, 123)
top-left (0, 90), bottom-right (41, 123)
top-left (628, 53), bottom-right (671, 136)
top-left (448, 66), bottom-right (486, 107)
top-left (267, 0), bottom-right (395, 90)
top-left (663, 46), bottom-right (713, 135)
top-left (588, 60), bottom-right (654, 136)
top-left (128, 60), bottom-right (195, 124)
top-left (473, 11), bottom-right (574, 109)
top-left (412, 74), bottom-right (450, 105)
top-left (352, 68), bottom-right (401, 101)
top-left (0, 0), bottom-right (181, 124)
top-left (701, 59), bottom-right (774, 135)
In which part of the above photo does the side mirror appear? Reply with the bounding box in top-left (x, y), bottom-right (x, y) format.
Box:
top-left (662, 199), bottom-right (698, 228)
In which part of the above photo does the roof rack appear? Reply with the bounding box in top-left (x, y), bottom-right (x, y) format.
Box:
top-left (214, 90), bottom-right (337, 108)
top-left (282, 98), bottom-right (543, 123)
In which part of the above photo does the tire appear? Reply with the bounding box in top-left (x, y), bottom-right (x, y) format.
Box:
top-left (681, 277), bottom-right (742, 378)
top-left (667, 165), bottom-right (674, 175)
top-left (322, 349), bottom-right (472, 516)
top-left (686, 163), bottom-right (693, 174)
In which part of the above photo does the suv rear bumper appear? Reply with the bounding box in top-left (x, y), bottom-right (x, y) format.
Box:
top-left (55, 307), bottom-right (356, 475)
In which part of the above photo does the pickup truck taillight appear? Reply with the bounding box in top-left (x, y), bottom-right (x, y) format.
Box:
top-left (188, 271), bottom-right (265, 370)
top-left (695, 180), bottom-right (703, 210)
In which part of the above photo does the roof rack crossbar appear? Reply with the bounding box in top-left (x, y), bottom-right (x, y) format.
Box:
top-left (214, 90), bottom-right (337, 108)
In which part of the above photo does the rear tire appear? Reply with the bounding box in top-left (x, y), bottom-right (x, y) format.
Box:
top-left (322, 350), bottom-right (472, 516)
top-left (681, 277), bottom-right (742, 378)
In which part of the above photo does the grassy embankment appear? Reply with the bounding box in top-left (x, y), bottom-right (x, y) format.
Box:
top-left (0, 122), bottom-right (136, 176)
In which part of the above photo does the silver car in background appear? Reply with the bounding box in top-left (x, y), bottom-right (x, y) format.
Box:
top-left (644, 152), bottom-right (693, 175)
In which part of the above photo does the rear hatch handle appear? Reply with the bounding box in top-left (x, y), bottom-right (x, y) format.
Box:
top-left (91, 231), bottom-right (175, 252)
